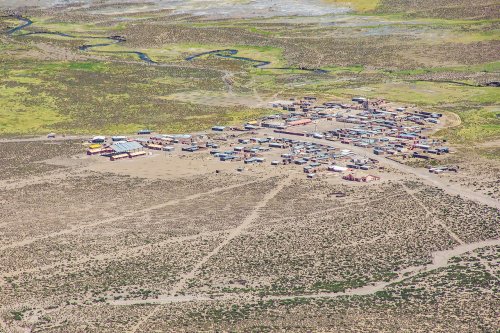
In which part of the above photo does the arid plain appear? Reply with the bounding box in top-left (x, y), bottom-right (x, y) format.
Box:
top-left (1, 0), bottom-right (499, 332)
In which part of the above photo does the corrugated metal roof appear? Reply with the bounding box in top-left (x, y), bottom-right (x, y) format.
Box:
top-left (110, 141), bottom-right (143, 153)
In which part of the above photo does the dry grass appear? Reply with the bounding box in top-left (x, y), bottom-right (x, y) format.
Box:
top-left (378, 0), bottom-right (500, 20)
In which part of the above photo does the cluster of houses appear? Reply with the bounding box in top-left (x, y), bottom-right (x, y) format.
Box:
top-left (82, 95), bottom-right (453, 181)
top-left (87, 132), bottom-right (199, 154)
top-left (258, 97), bottom-right (450, 161)
top-left (202, 134), bottom-right (382, 180)
top-left (86, 132), bottom-right (381, 181)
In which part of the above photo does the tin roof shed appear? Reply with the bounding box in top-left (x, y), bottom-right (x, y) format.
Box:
top-left (110, 141), bottom-right (143, 154)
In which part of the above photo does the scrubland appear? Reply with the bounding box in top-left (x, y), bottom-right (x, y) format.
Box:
top-left (0, 0), bottom-right (499, 331)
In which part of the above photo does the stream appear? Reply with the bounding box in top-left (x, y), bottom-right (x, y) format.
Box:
top-left (5, 15), bottom-right (157, 64)
top-left (185, 49), bottom-right (328, 73)
top-left (5, 15), bottom-right (327, 73)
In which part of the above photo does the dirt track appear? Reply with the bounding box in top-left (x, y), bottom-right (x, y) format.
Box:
top-left (110, 237), bottom-right (500, 306)
top-left (262, 129), bottom-right (500, 209)
top-left (126, 175), bottom-right (291, 333)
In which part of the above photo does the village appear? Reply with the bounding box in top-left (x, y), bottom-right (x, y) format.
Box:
top-left (79, 96), bottom-right (456, 183)
top-left (2, 0), bottom-right (499, 330)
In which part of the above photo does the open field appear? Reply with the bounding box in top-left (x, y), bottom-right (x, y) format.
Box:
top-left (0, 0), bottom-right (499, 332)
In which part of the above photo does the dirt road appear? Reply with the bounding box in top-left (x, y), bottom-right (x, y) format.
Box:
top-left (111, 237), bottom-right (500, 306)
top-left (125, 175), bottom-right (291, 333)
top-left (262, 129), bottom-right (500, 209)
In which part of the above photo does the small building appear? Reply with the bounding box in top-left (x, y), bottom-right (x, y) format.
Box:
top-left (220, 155), bottom-right (236, 161)
top-left (182, 146), bottom-right (199, 152)
top-left (244, 158), bottom-right (257, 164)
top-left (363, 175), bottom-right (380, 182)
top-left (436, 147), bottom-right (449, 153)
top-left (288, 119), bottom-right (312, 126)
top-left (91, 136), bottom-right (106, 143)
top-left (128, 151), bottom-right (146, 159)
top-left (87, 147), bottom-right (113, 155)
top-left (295, 160), bottom-right (307, 165)
top-left (414, 144), bottom-right (430, 150)
top-left (110, 153), bottom-right (129, 161)
top-left (352, 97), bottom-right (367, 103)
top-left (269, 142), bottom-right (285, 149)
top-left (212, 126), bottom-right (226, 132)
top-left (413, 152), bottom-right (430, 160)
top-left (343, 173), bottom-right (380, 182)
top-left (328, 165), bottom-right (348, 172)
top-left (146, 143), bottom-right (163, 150)
top-left (262, 121), bottom-right (287, 129)
top-left (206, 142), bottom-right (219, 148)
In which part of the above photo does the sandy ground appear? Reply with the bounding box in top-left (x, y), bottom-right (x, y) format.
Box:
top-left (1, 0), bottom-right (349, 18)
top-left (84, 150), bottom-right (286, 180)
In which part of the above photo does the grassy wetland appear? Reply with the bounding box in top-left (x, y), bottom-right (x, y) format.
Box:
top-left (1, 1), bottom-right (498, 139)
top-left (0, 1), bottom-right (499, 332)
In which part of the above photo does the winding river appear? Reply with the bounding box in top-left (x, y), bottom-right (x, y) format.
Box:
top-left (186, 49), bottom-right (328, 74)
top-left (5, 15), bottom-right (32, 34)
top-left (4, 15), bottom-right (327, 73)
top-left (5, 15), bottom-right (157, 64)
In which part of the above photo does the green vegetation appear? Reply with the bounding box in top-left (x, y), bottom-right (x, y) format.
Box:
top-left (0, 85), bottom-right (68, 134)
top-left (0, 9), bottom-right (498, 140)
top-left (1, 53), bottom-right (497, 137)
top-left (386, 61), bottom-right (500, 76)
top-left (0, 58), bottom-right (277, 135)
top-left (11, 311), bottom-right (23, 321)
top-left (20, 17), bottom-right (125, 34)
top-left (436, 107), bottom-right (500, 143)
top-left (325, 0), bottom-right (380, 12)
top-left (335, 82), bottom-right (498, 106)
top-left (66, 62), bottom-right (108, 72)
top-left (476, 147), bottom-right (500, 160)
top-left (20, 61), bottom-right (108, 74)
top-left (0, 61), bottom-right (107, 135)
top-left (312, 279), bottom-right (366, 292)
